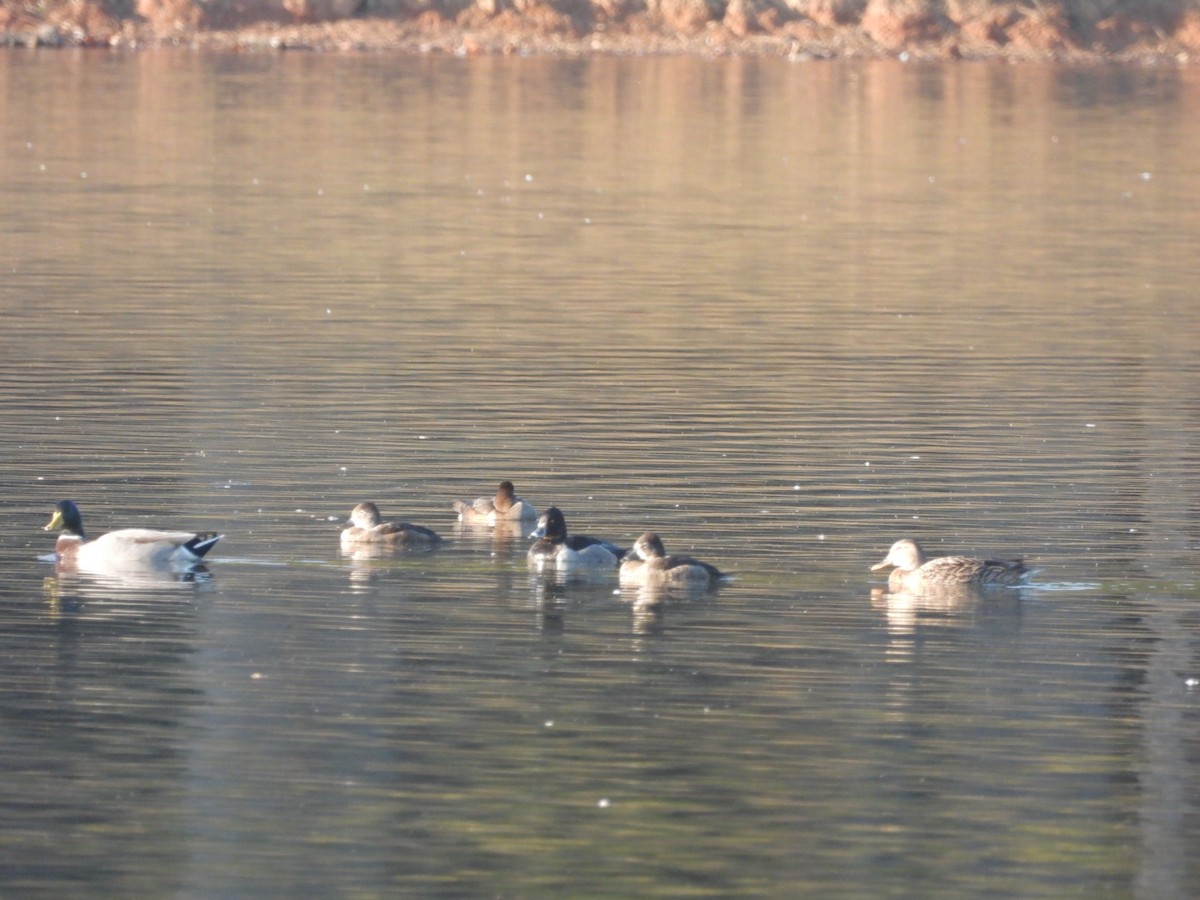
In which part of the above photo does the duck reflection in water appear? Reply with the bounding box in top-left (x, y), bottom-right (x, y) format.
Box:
top-left (339, 553), bottom-right (388, 591)
top-left (872, 580), bottom-right (984, 628)
top-left (621, 575), bottom-right (722, 634)
top-left (527, 568), bottom-right (627, 637)
top-left (43, 566), bottom-right (215, 621)
top-left (872, 581), bottom-right (1023, 656)
top-left (452, 516), bottom-right (528, 557)
top-left (528, 575), bottom-right (571, 634)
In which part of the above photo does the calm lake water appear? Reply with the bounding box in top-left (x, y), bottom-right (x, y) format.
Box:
top-left (2, 50), bottom-right (1199, 897)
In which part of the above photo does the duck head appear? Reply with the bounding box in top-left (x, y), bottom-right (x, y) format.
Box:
top-left (529, 507), bottom-right (567, 541)
top-left (871, 538), bottom-right (926, 573)
top-left (347, 501), bottom-right (384, 529)
top-left (45, 500), bottom-right (85, 538)
top-left (632, 532), bottom-right (667, 560)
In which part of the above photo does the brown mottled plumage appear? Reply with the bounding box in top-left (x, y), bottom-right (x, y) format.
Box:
top-left (871, 538), bottom-right (1029, 593)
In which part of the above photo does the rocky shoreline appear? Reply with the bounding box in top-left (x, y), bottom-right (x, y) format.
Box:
top-left (3, 0), bottom-right (1200, 61)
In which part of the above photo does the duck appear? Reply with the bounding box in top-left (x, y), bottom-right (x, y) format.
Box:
top-left (619, 532), bottom-right (724, 587)
top-left (452, 480), bottom-right (537, 524)
top-left (43, 499), bottom-right (222, 570)
top-left (871, 537), bottom-right (1030, 592)
top-left (340, 501), bottom-right (441, 546)
top-left (527, 507), bottom-right (624, 569)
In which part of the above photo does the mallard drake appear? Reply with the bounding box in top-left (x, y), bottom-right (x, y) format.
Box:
top-left (44, 499), bottom-right (222, 570)
top-left (340, 502), bottom-right (441, 546)
top-left (527, 507), bottom-right (624, 569)
top-left (619, 532), bottom-right (724, 587)
top-left (452, 480), bottom-right (537, 524)
top-left (871, 538), bottom-right (1030, 592)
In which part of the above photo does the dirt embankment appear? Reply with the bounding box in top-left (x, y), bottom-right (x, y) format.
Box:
top-left (3, 0), bottom-right (1199, 60)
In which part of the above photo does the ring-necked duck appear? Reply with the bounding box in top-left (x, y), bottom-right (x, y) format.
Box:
top-left (527, 507), bottom-right (624, 569)
top-left (619, 531), bottom-right (724, 587)
top-left (340, 501), bottom-right (441, 546)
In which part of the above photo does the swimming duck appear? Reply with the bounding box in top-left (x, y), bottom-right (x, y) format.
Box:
top-left (871, 538), bottom-right (1030, 592)
top-left (527, 507), bottom-right (624, 569)
top-left (44, 499), bottom-right (222, 570)
top-left (340, 502), bottom-right (441, 546)
top-left (452, 480), bottom-right (537, 524)
top-left (619, 532), bottom-right (724, 587)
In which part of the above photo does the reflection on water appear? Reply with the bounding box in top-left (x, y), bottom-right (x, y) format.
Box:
top-left (2, 570), bottom-right (204, 895)
top-left (620, 578), bottom-right (720, 608)
top-left (872, 582), bottom-right (1024, 664)
top-left (1, 52), bottom-right (1199, 897)
top-left (43, 566), bottom-right (216, 614)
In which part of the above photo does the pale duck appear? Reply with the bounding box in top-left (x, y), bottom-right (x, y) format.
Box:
top-left (871, 537), bottom-right (1030, 593)
top-left (44, 499), bottom-right (222, 571)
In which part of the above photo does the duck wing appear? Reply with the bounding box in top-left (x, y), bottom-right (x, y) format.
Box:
top-left (377, 521), bottom-right (441, 542)
top-left (567, 534), bottom-right (627, 560)
top-left (83, 528), bottom-right (222, 567)
top-left (977, 558), bottom-right (1030, 585)
top-left (662, 554), bottom-right (724, 579)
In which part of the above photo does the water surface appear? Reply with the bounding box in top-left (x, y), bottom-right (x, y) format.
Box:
top-left (1, 52), bottom-right (1199, 897)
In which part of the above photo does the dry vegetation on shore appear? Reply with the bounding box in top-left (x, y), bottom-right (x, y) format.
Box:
top-left (3, 0), bottom-right (1199, 59)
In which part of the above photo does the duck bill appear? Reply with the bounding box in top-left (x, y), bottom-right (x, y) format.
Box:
top-left (44, 510), bottom-right (64, 531)
top-left (529, 525), bottom-right (545, 539)
top-left (870, 559), bottom-right (891, 572)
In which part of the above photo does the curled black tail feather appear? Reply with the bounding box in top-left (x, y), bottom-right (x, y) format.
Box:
top-left (185, 533), bottom-right (223, 559)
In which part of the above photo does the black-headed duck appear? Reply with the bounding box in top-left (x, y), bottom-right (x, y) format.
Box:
top-left (527, 506), bottom-right (624, 569)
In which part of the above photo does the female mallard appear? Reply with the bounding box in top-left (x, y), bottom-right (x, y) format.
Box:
top-left (44, 499), bottom-right (222, 570)
top-left (452, 480), bottom-right (537, 524)
top-left (619, 532), bottom-right (724, 587)
top-left (871, 538), bottom-right (1030, 592)
top-left (527, 507), bottom-right (624, 570)
top-left (341, 501), bottom-right (441, 546)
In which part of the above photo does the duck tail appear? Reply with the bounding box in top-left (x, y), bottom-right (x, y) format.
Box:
top-left (982, 557), bottom-right (1033, 585)
top-left (186, 533), bottom-right (223, 559)
top-left (1012, 560), bottom-right (1043, 582)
